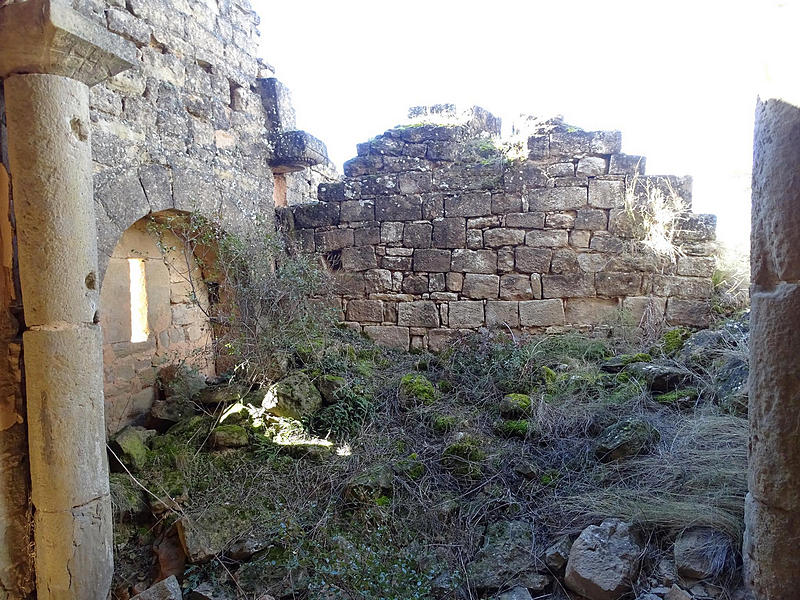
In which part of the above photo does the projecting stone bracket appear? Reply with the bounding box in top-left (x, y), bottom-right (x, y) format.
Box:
top-left (0, 0), bottom-right (136, 85)
top-left (269, 129), bottom-right (329, 173)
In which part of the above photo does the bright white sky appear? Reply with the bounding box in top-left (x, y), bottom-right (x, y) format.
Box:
top-left (253, 0), bottom-right (787, 246)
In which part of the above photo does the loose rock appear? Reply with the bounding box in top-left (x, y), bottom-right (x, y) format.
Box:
top-left (564, 518), bottom-right (643, 600)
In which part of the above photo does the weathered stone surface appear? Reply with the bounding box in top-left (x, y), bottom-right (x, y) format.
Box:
top-left (448, 301), bottom-right (484, 328)
top-left (519, 299), bottom-right (564, 327)
top-left (524, 230), bottom-right (568, 247)
top-left (565, 298), bottom-right (619, 325)
top-left (542, 274), bottom-right (596, 298)
top-left (345, 299), bottom-right (383, 322)
top-left (589, 178), bottom-right (626, 209)
top-left (414, 249), bottom-right (452, 272)
top-left (432, 217), bottom-right (467, 248)
top-left (403, 222), bottom-right (432, 248)
top-left (674, 527), bottom-right (732, 580)
top-left (486, 301), bottom-right (520, 327)
top-left (467, 521), bottom-right (551, 592)
top-left (375, 196), bottom-right (421, 221)
top-left (264, 373), bottom-right (323, 420)
top-left (527, 187), bottom-right (586, 211)
top-left (500, 274), bottom-right (535, 300)
top-left (665, 298), bottom-right (712, 328)
top-left (131, 575), bottom-right (182, 600)
top-left (484, 228), bottom-right (526, 247)
top-left (398, 301), bottom-right (439, 327)
top-left (341, 246), bottom-right (377, 271)
top-left (363, 325), bottom-right (410, 349)
top-left (565, 519), bottom-right (642, 600)
top-left (451, 249), bottom-right (497, 273)
top-left (445, 192), bottom-right (492, 217)
top-left (462, 274), bottom-right (500, 299)
top-left (595, 418), bottom-right (659, 461)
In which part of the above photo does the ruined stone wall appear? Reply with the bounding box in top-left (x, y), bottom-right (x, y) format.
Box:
top-left (70, 0), bottom-right (275, 280)
top-left (100, 219), bottom-right (215, 434)
top-left (287, 108), bottom-right (718, 352)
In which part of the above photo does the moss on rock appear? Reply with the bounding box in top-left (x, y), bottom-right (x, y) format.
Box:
top-left (499, 393), bottom-right (531, 418)
top-left (399, 373), bottom-right (437, 406)
top-left (211, 424), bottom-right (249, 448)
top-left (441, 436), bottom-right (486, 479)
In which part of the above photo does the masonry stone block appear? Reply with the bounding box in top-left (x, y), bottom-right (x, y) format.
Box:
top-left (432, 217), bottom-right (467, 248)
top-left (498, 248), bottom-right (515, 273)
top-left (542, 274), bottom-right (596, 298)
top-left (345, 299), bottom-right (384, 322)
top-left (429, 273), bottom-right (446, 292)
top-left (398, 301), bottom-right (439, 327)
top-left (519, 299), bottom-right (565, 327)
top-left (651, 275), bottom-right (713, 299)
top-left (365, 269), bottom-right (393, 293)
top-left (596, 272), bottom-right (642, 297)
top-left (574, 209), bottom-right (608, 230)
top-left (577, 253), bottom-right (613, 273)
top-left (404, 222), bottom-right (433, 248)
top-left (381, 221), bottom-right (405, 244)
top-left (589, 178), bottom-right (626, 209)
top-left (354, 224), bottom-right (381, 246)
top-left (525, 230), bottom-right (568, 247)
top-left (665, 298), bottom-right (712, 328)
top-left (609, 154), bottom-right (646, 175)
top-left (375, 195), bottom-right (422, 221)
top-left (446, 272), bottom-right (464, 292)
top-left (341, 247), bottom-right (377, 271)
top-left (466, 230), bottom-right (484, 249)
top-left (422, 194), bottom-right (445, 219)
top-left (444, 191), bottom-right (492, 217)
top-left (674, 214), bottom-right (717, 242)
top-left (294, 202), bottom-right (340, 228)
top-left (565, 297), bottom-right (620, 325)
top-left (589, 232), bottom-right (625, 253)
top-left (545, 212), bottom-right (576, 229)
top-left (341, 200), bottom-right (375, 222)
top-left (364, 326), bottom-right (410, 350)
top-left (515, 248), bottom-right (552, 273)
top-left (398, 171), bottom-right (432, 194)
top-left (315, 228), bottom-right (354, 252)
top-left (486, 301), bottom-right (520, 327)
top-left (551, 248), bottom-right (579, 274)
top-left (484, 228), bottom-right (526, 247)
top-left (448, 301), bottom-right (485, 328)
top-left (676, 255), bottom-right (716, 278)
top-left (527, 187), bottom-right (587, 212)
top-left (576, 156), bottom-right (608, 176)
top-left (622, 296), bottom-right (666, 325)
top-left (451, 249), bottom-right (497, 273)
top-left (492, 194), bottom-right (523, 214)
top-left (499, 274), bottom-right (535, 300)
top-left (414, 249), bottom-right (452, 272)
top-left (402, 274), bottom-right (429, 295)
top-left (569, 230), bottom-right (591, 247)
top-left (463, 274), bottom-right (500, 299)
top-left (505, 212), bottom-right (546, 228)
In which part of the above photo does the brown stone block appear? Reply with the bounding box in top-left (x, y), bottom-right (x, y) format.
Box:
top-left (519, 299), bottom-right (564, 327)
top-left (596, 272), bottom-right (643, 297)
top-left (486, 301), bottom-right (520, 327)
top-left (541, 274), bottom-right (596, 298)
top-left (314, 228), bottom-right (354, 252)
top-left (448, 301), bottom-right (485, 328)
top-left (462, 274), bottom-right (500, 299)
top-left (444, 191), bottom-right (492, 217)
top-left (341, 200), bottom-right (375, 222)
top-left (375, 195), bottom-right (422, 221)
top-left (397, 301), bottom-right (439, 327)
top-left (527, 187), bottom-right (586, 212)
top-left (524, 230), bottom-right (568, 247)
top-left (364, 325), bottom-right (410, 350)
top-left (565, 297), bottom-right (620, 325)
top-left (676, 255), bottom-right (716, 277)
top-left (665, 298), bottom-right (712, 328)
top-left (341, 246), bottom-right (377, 272)
top-left (403, 222), bottom-right (433, 248)
top-left (345, 299), bottom-right (383, 322)
top-left (499, 275), bottom-right (534, 300)
top-left (402, 274), bottom-right (429, 295)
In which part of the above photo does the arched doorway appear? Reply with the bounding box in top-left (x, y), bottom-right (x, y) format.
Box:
top-left (100, 211), bottom-right (217, 434)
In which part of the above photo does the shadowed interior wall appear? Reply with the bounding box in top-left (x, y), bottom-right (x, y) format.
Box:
top-left (100, 218), bottom-right (213, 434)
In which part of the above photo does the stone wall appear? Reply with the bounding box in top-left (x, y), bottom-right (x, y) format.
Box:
top-left (286, 107), bottom-right (718, 352)
top-left (100, 216), bottom-right (215, 434)
top-left (59, 0), bottom-right (325, 279)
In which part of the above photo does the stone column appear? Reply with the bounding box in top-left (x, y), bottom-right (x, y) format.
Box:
top-left (744, 96), bottom-right (800, 597)
top-left (0, 1), bottom-right (134, 597)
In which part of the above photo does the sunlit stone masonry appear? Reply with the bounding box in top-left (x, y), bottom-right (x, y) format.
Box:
top-left (284, 106), bottom-right (718, 351)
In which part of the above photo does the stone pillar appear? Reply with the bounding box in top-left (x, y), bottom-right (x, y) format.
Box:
top-left (744, 96), bottom-right (800, 598)
top-left (0, 1), bottom-right (134, 597)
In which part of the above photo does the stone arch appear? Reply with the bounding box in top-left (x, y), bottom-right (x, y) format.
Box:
top-left (100, 210), bottom-right (220, 434)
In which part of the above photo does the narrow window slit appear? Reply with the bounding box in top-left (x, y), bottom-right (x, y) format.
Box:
top-left (128, 258), bottom-right (149, 343)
